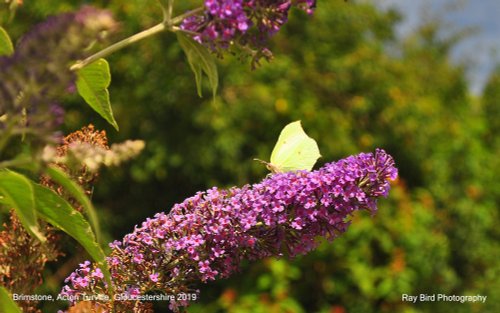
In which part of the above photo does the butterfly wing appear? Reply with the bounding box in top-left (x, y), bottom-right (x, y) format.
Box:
top-left (270, 121), bottom-right (321, 173)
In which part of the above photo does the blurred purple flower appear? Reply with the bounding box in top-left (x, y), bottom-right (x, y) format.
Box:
top-left (0, 6), bottom-right (115, 135)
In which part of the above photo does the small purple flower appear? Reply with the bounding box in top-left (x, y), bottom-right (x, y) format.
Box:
top-left (91, 268), bottom-right (104, 279)
top-left (109, 240), bottom-right (122, 249)
top-left (74, 276), bottom-right (90, 288)
top-left (126, 286), bottom-right (141, 297)
top-left (198, 260), bottom-right (211, 273)
top-left (133, 253), bottom-right (144, 264)
top-left (79, 260), bottom-right (91, 268)
top-left (212, 246), bottom-right (225, 258)
top-left (149, 273), bottom-right (159, 282)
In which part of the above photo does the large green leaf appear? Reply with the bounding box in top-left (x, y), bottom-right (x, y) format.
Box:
top-left (45, 165), bottom-right (101, 242)
top-left (177, 33), bottom-right (218, 98)
top-left (33, 183), bottom-right (112, 289)
top-left (0, 170), bottom-right (46, 242)
top-left (0, 286), bottom-right (22, 313)
top-left (76, 58), bottom-right (119, 130)
top-left (0, 26), bottom-right (14, 56)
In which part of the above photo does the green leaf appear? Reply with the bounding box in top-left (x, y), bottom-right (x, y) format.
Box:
top-left (76, 58), bottom-right (119, 130)
top-left (0, 27), bottom-right (14, 56)
top-left (45, 165), bottom-right (101, 242)
top-left (177, 33), bottom-right (218, 98)
top-left (33, 183), bottom-right (112, 290)
top-left (0, 170), bottom-right (46, 242)
top-left (0, 286), bottom-right (22, 313)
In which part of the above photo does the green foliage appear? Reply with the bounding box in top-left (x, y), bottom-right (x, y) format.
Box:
top-left (45, 165), bottom-right (101, 241)
top-left (32, 183), bottom-right (112, 289)
top-left (482, 66), bottom-right (500, 141)
top-left (0, 170), bottom-right (46, 242)
top-left (0, 286), bottom-right (22, 313)
top-left (76, 58), bottom-right (119, 131)
top-left (0, 26), bottom-right (14, 56)
top-left (177, 32), bottom-right (219, 98)
top-left (0, 170), bottom-right (110, 292)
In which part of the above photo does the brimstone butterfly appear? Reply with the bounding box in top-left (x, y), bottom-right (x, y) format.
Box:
top-left (257, 120), bottom-right (321, 173)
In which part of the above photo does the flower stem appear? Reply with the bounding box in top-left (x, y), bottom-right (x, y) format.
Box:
top-left (168, 0), bottom-right (174, 23)
top-left (170, 26), bottom-right (199, 37)
top-left (156, 0), bottom-right (169, 22)
top-left (70, 6), bottom-right (205, 71)
top-left (70, 22), bottom-right (166, 71)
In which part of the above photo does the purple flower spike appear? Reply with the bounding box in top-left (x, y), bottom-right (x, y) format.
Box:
top-left (180, 0), bottom-right (317, 63)
top-left (61, 149), bottom-right (397, 312)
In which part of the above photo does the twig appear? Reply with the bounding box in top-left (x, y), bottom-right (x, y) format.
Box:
top-left (69, 6), bottom-right (205, 71)
top-left (70, 22), bottom-right (166, 71)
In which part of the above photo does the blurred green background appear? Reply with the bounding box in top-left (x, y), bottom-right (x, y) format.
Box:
top-left (2, 0), bottom-right (499, 312)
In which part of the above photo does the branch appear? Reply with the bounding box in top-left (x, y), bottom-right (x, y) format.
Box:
top-left (70, 22), bottom-right (166, 71)
top-left (69, 6), bottom-right (205, 71)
